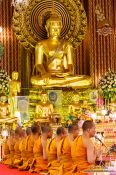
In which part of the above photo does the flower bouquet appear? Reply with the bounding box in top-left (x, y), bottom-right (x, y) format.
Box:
top-left (0, 69), bottom-right (10, 95)
top-left (99, 70), bottom-right (116, 99)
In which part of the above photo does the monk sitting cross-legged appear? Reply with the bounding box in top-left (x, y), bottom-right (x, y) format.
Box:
top-left (71, 120), bottom-right (102, 174)
top-left (2, 136), bottom-right (10, 164)
top-left (46, 126), bottom-right (66, 175)
top-left (12, 127), bottom-right (24, 167)
top-left (19, 124), bottom-right (40, 171)
top-left (57, 124), bottom-right (79, 175)
top-left (18, 127), bottom-right (31, 168)
top-left (3, 130), bottom-right (15, 166)
top-left (30, 125), bottom-right (53, 174)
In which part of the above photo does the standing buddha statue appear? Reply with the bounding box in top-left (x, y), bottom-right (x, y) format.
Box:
top-left (35, 92), bottom-right (54, 123)
top-left (9, 71), bottom-right (21, 117)
top-left (31, 12), bottom-right (92, 88)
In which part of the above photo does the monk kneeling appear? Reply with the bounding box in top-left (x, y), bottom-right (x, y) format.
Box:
top-left (58, 124), bottom-right (79, 175)
top-left (46, 127), bottom-right (66, 175)
top-left (30, 125), bottom-right (52, 174)
top-left (19, 124), bottom-right (40, 170)
top-left (71, 120), bottom-right (102, 174)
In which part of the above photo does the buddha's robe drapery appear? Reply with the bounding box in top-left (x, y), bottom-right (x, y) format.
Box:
top-left (31, 136), bottom-right (48, 173)
top-left (18, 134), bottom-right (35, 170)
top-left (71, 136), bottom-right (94, 174)
top-left (57, 136), bottom-right (73, 175)
top-left (46, 138), bottom-right (60, 175)
top-left (3, 137), bottom-right (15, 165)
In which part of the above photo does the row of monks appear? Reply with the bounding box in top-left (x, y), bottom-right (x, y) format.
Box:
top-left (2, 121), bottom-right (102, 175)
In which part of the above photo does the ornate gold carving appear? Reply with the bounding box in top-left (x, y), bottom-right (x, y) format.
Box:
top-left (95, 5), bottom-right (112, 36)
top-left (13, 0), bottom-right (87, 49)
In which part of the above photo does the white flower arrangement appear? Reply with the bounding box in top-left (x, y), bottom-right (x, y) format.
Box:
top-left (99, 70), bottom-right (116, 99)
top-left (0, 69), bottom-right (10, 95)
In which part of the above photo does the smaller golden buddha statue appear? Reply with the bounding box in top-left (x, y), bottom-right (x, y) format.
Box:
top-left (9, 71), bottom-right (21, 97)
top-left (9, 71), bottom-right (21, 117)
top-left (35, 92), bottom-right (54, 123)
top-left (31, 12), bottom-right (92, 88)
top-left (69, 94), bottom-right (81, 117)
top-left (0, 95), bottom-right (10, 119)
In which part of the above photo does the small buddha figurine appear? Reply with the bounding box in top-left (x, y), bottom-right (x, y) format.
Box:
top-left (69, 94), bottom-right (81, 117)
top-left (31, 12), bottom-right (92, 88)
top-left (0, 95), bottom-right (10, 119)
top-left (9, 71), bottom-right (21, 117)
top-left (35, 92), bottom-right (54, 123)
top-left (9, 71), bottom-right (21, 97)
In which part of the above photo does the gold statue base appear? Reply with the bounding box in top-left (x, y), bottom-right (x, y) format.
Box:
top-left (31, 75), bottom-right (92, 89)
top-left (0, 117), bottom-right (18, 123)
top-left (34, 117), bottom-right (49, 124)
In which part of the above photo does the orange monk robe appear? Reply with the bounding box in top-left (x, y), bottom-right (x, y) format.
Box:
top-left (71, 136), bottom-right (95, 174)
top-left (57, 136), bottom-right (73, 175)
top-left (46, 138), bottom-right (60, 175)
top-left (13, 138), bottom-right (22, 167)
top-left (19, 137), bottom-right (26, 161)
top-left (18, 134), bottom-right (35, 170)
top-left (30, 136), bottom-right (48, 173)
top-left (2, 140), bottom-right (10, 164)
top-left (4, 137), bottom-right (15, 165)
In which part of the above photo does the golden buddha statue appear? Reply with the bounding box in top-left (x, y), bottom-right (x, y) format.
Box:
top-left (31, 12), bottom-right (92, 88)
top-left (0, 95), bottom-right (18, 123)
top-left (0, 95), bottom-right (10, 119)
top-left (35, 92), bottom-right (54, 123)
top-left (9, 71), bottom-right (21, 97)
top-left (9, 71), bottom-right (21, 117)
top-left (69, 94), bottom-right (81, 117)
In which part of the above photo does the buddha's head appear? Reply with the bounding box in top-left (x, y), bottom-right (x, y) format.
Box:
top-left (12, 71), bottom-right (19, 80)
top-left (45, 12), bottom-right (62, 38)
top-left (0, 95), bottom-right (7, 103)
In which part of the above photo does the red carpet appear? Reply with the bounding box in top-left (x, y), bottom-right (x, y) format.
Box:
top-left (0, 164), bottom-right (38, 175)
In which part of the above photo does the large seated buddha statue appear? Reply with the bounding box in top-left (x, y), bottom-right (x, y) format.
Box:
top-left (31, 12), bottom-right (92, 88)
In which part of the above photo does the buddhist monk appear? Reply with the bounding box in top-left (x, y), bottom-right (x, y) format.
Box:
top-left (71, 120), bottom-right (102, 174)
top-left (2, 136), bottom-right (10, 164)
top-left (4, 130), bottom-right (15, 166)
top-left (18, 127), bottom-right (31, 168)
top-left (9, 127), bottom-right (23, 168)
top-left (19, 124), bottom-right (40, 170)
top-left (46, 126), bottom-right (66, 175)
top-left (57, 124), bottom-right (79, 175)
top-left (30, 125), bottom-right (53, 174)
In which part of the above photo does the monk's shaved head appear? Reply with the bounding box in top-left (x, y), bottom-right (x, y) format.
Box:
top-left (82, 120), bottom-right (94, 131)
top-left (41, 125), bottom-right (52, 133)
top-left (56, 127), bottom-right (65, 136)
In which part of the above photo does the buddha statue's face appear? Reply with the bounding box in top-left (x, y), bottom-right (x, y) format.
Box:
top-left (12, 71), bottom-right (19, 80)
top-left (49, 21), bottom-right (62, 37)
top-left (1, 96), bottom-right (7, 103)
top-left (46, 14), bottom-right (62, 38)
